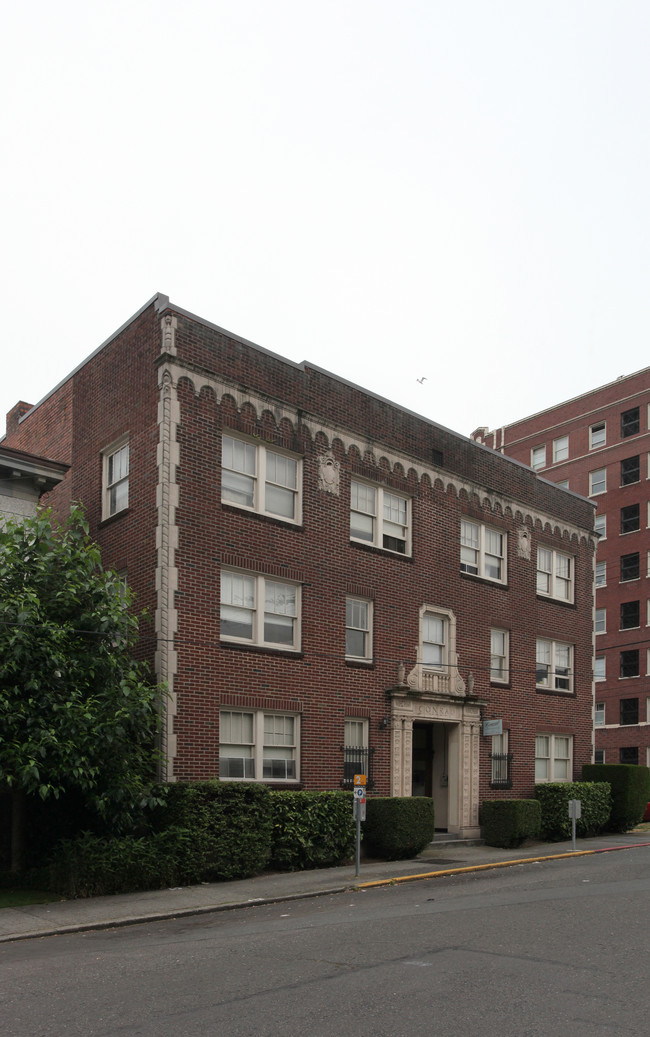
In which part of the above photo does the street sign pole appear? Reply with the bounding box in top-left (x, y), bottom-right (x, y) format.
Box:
top-left (353, 774), bottom-right (367, 877)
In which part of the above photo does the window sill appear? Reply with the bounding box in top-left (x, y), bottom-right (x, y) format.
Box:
top-left (99, 507), bottom-right (130, 528)
top-left (221, 502), bottom-right (303, 529)
top-left (350, 540), bottom-right (413, 561)
top-left (536, 687), bottom-right (576, 698)
top-left (535, 594), bottom-right (576, 609)
top-left (220, 640), bottom-right (304, 659)
top-left (490, 680), bottom-right (511, 689)
top-left (460, 571), bottom-right (508, 590)
top-left (345, 659), bottom-right (375, 669)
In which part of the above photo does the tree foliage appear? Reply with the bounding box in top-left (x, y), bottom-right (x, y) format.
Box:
top-left (0, 506), bottom-right (163, 867)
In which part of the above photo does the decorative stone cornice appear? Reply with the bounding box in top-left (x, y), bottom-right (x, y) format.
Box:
top-left (157, 359), bottom-right (594, 546)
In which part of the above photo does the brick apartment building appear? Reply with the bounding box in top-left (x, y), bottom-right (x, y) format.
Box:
top-left (1, 294), bottom-right (596, 837)
top-left (473, 367), bottom-right (650, 772)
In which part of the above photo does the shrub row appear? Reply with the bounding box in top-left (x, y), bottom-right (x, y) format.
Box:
top-left (36, 783), bottom-right (357, 897)
top-left (363, 796), bottom-right (434, 859)
top-left (582, 764), bottom-right (650, 833)
top-left (534, 781), bottom-right (612, 840)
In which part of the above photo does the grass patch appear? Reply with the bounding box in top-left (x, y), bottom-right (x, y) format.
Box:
top-left (0, 889), bottom-right (64, 909)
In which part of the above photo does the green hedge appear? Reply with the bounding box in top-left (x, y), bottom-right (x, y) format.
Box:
top-left (534, 782), bottom-right (612, 840)
top-left (150, 780), bottom-right (273, 880)
top-left (37, 827), bottom-right (209, 898)
top-left (481, 800), bottom-right (541, 848)
top-left (268, 790), bottom-right (355, 870)
top-left (582, 764), bottom-right (650, 832)
top-left (362, 797), bottom-right (434, 860)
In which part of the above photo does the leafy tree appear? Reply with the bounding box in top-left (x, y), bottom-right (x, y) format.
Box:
top-left (0, 506), bottom-right (164, 871)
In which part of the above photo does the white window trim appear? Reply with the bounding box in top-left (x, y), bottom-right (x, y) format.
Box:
top-left (589, 468), bottom-right (607, 497)
top-left (221, 433), bottom-right (302, 524)
top-left (595, 702), bottom-right (605, 727)
top-left (589, 421), bottom-right (606, 450)
top-left (345, 597), bottom-right (373, 662)
top-left (350, 479), bottom-right (411, 556)
top-left (219, 708), bottom-right (300, 783)
top-left (595, 608), bottom-right (606, 635)
top-left (594, 514), bottom-right (606, 539)
top-left (535, 733), bottom-right (573, 783)
top-left (102, 436), bottom-right (130, 520)
top-left (536, 638), bottom-right (574, 693)
top-left (595, 656), bottom-right (606, 682)
top-left (220, 569), bottom-right (301, 651)
top-left (595, 561), bottom-right (606, 588)
top-left (531, 445), bottom-right (546, 470)
top-left (460, 519), bottom-right (507, 584)
top-left (490, 628), bottom-right (509, 684)
top-left (536, 546), bottom-right (574, 602)
top-left (552, 436), bottom-right (569, 463)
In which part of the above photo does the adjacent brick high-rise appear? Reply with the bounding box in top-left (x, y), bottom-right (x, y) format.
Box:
top-left (473, 367), bottom-right (650, 772)
top-left (2, 294), bottom-right (596, 837)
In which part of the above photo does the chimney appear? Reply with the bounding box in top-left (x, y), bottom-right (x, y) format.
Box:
top-left (5, 401), bottom-right (34, 438)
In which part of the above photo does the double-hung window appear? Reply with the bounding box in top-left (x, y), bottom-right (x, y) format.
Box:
top-left (620, 698), bottom-right (639, 726)
top-left (621, 504), bottom-right (640, 534)
top-left (220, 570), bottom-right (300, 650)
top-left (589, 468), bottom-right (607, 496)
top-left (536, 638), bottom-right (573, 692)
top-left (535, 734), bottom-right (572, 782)
top-left (595, 561), bottom-right (606, 587)
top-left (350, 480), bottom-right (410, 554)
top-left (490, 628), bottom-right (509, 683)
top-left (422, 612), bottom-right (446, 668)
top-left (621, 456), bottom-right (640, 485)
top-left (620, 600), bottom-right (640, 630)
top-left (595, 702), bottom-right (605, 727)
top-left (595, 608), bottom-right (606, 634)
top-left (620, 649), bottom-right (639, 679)
top-left (531, 445), bottom-right (546, 470)
top-left (590, 421), bottom-right (606, 449)
top-left (552, 436), bottom-right (569, 462)
top-left (621, 407), bottom-right (640, 438)
top-left (219, 709), bottom-right (299, 781)
top-left (621, 552), bottom-right (640, 582)
top-left (490, 731), bottom-right (511, 788)
top-left (536, 547), bottom-right (573, 601)
top-left (102, 439), bottom-right (129, 518)
top-left (343, 718), bottom-right (371, 786)
top-left (594, 514), bottom-right (606, 539)
top-left (345, 597), bottom-right (372, 661)
top-left (221, 435), bottom-right (301, 522)
top-left (595, 656), bottom-right (606, 681)
top-left (460, 520), bottom-right (506, 582)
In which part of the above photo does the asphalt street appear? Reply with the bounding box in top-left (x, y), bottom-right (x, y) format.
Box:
top-left (2, 846), bottom-right (649, 1036)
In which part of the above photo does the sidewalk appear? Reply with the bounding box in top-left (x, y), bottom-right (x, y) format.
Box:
top-left (2, 832), bottom-right (649, 944)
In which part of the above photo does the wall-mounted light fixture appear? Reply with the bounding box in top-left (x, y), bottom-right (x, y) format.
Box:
top-left (379, 716), bottom-right (390, 730)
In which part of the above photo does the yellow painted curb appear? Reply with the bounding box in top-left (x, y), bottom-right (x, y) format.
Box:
top-left (354, 842), bottom-right (650, 890)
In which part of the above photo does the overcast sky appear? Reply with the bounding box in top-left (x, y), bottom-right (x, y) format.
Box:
top-left (2, 2), bottom-right (650, 444)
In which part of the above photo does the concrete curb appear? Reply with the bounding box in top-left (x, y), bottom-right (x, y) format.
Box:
top-left (4, 839), bottom-right (650, 944)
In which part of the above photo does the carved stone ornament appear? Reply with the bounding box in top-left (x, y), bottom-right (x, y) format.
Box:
top-left (517, 526), bottom-right (531, 560)
top-left (318, 453), bottom-right (340, 495)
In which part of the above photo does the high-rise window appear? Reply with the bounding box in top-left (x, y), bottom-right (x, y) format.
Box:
top-left (621, 503), bottom-right (640, 534)
top-left (621, 456), bottom-right (640, 485)
top-left (621, 407), bottom-right (640, 438)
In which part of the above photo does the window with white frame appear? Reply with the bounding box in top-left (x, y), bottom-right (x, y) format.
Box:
top-left (490, 731), bottom-right (511, 787)
top-left (531, 445), bottom-right (546, 470)
top-left (220, 570), bottom-right (300, 650)
top-left (595, 608), bottom-right (606, 634)
top-left (590, 421), bottom-right (606, 449)
top-left (595, 655), bottom-right (605, 681)
top-left (535, 734), bottom-right (572, 782)
top-left (536, 638), bottom-right (573, 692)
top-left (553, 436), bottom-right (569, 463)
top-left (589, 468), bottom-right (607, 496)
top-left (421, 611), bottom-right (446, 668)
top-left (350, 480), bottom-right (410, 555)
top-left (594, 514), bottom-right (606, 539)
top-left (221, 434), bottom-right (301, 522)
top-left (595, 560), bottom-right (606, 587)
top-left (343, 717), bottom-right (370, 785)
top-left (490, 628), bottom-right (509, 683)
top-left (595, 702), bottom-right (605, 727)
top-left (102, 439), bottom-right (129, 518)
top-left (219, 709), bottom-right (299, 781)
top-left (460, 520), bottom-right (506, 582)
top-left (536, 547), bottom-right (573, 601)
top-left (556, 479), bottom-right (570, 490)
top-left (345, 597), bottom-right (372, 661)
